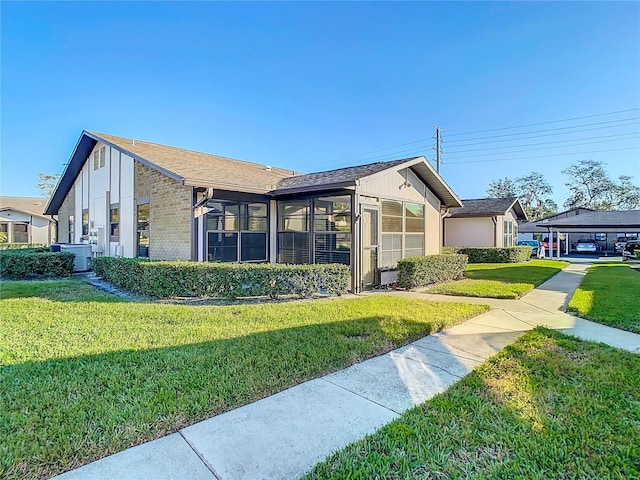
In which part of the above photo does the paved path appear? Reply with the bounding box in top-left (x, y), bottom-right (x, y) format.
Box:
top-left (53, 261), bottom-right (640, 480)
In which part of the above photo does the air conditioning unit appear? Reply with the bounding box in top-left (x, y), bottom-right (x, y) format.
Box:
top-left (60, 244), bottom-right (93, 272)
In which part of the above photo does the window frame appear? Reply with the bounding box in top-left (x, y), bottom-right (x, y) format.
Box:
top-left (110, 205), bottom-right (120, 242)
top-left (380, 199), bottom-right (426, 268)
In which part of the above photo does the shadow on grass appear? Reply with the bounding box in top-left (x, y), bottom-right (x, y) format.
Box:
top-left (1, 313), bottom-right (465, 480)
top-left (464, 265), bottom-right (564, 286)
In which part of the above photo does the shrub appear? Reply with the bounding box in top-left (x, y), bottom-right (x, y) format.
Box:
top-left (0, 250), bottom-right (75, 279)
top-left (92, 258), bottom-right (350, 299)
top-left (397, 254), bottom-right (468, 289)
top-left (443, 246), bottom-right (531, 263)
top-left (0, 243), bottom-right (46, 251)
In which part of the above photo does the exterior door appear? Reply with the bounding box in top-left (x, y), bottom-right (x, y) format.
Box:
top-left (361, 207), bottom-right (379, 288)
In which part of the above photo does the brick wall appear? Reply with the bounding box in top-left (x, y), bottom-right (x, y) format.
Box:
top-left (57, 186), bottom-right (75, 243)
top-left (134, 162), bottom-right (150, 199)
top-left (149, 168), bottom-right (192, 260)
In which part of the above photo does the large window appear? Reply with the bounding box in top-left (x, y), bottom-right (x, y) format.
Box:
top-left (381, 200), bottom-right (425, 267)
top-left (314, 196), bottom-right (351, 265)
top-left (277, 200), bottom-right (310, 264)
top-left (206, 200), bottom-right (268, 262)
top-left (504, 220), bottom-right (514, 247)
top-left (0, 223), bottom-right (8, 242)
top-left (82, 210), bottom-right (89, 240)
top-left (68, 215), bottom-right (75, 243)
top-left (13, 223), bottom-right (29, 243)
top-left (137, 204), bottom-right (149, 258)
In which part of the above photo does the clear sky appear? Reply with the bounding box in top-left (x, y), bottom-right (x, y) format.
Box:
top-left (2, 1), bottom-right (639, 208)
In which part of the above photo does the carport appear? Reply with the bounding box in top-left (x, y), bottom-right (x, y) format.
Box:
top-left (535, 210), bottom-right (640, 258)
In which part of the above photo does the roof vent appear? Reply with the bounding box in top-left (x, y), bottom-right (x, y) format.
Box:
top-left (264, 165), bottom-right (271, 171)
top-left (132, 138), bottom-right (135, 145)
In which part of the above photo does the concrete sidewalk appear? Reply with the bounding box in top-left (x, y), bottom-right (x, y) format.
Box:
top-left (53, 261), bottom-right (640, 480)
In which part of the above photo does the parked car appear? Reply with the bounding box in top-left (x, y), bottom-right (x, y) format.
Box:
top-left (623, 240), bottom-right (639, 261)
top-left (574, 239), bottom-right (599, 254)
top-left (615, 235), bottom-right (638, 254)
top-left (517, 240), bottom-right (542, 257)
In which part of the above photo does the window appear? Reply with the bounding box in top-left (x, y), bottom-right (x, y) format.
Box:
top-left (595, 233), bottom-right (607, 241)
top-left (277, 200), bottom-right (310, 264)
top-left (206, 200), bottom-right (268, 262)
top-left (503, 220), bottom-right (514, 247)
top-left (0, 223), bottom-right (8, 243)
top-left (110, 206), bottom-right (120, 242)
top-left (13, 223), bottom-right (29, 243)
top-left (68, 215), bottom-right (75, 243)
top-left (93, 150), bottom-right (99, 170)
top-left (82, 210), bottom-right (89, 239)
top-left (380, 200), bottom-right (426, 267)
top-left (137, 204), bottom-right (149, 257)
top-left (404, 203), bottom-right (425, 258)
top-left (100, 146), bottom-right (106, 168)
top-left (314, 196), bottom-right (351, 265)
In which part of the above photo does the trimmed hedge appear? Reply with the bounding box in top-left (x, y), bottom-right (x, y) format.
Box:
top-left (397, 254), bottom-right (468, 289)
top-left (0, 243), bottom-right (46, 251)
top-left (0, 250), bottom-right (75, 279)
top-left (442, 246), bottom-right (532, 263)
top-left (92, 257), bottom-right (350, 299)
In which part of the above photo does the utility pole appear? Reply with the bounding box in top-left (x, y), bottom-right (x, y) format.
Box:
top-left (433, 126), bottom-right (442, 173)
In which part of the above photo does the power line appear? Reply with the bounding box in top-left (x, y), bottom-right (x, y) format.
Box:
top-left (444, 117), bottom-right (640, 143)
top-left (443, 132), bottom-right (640, 156)
top-left (444, 135), bottom-right (640, 161)
top-left (443, 121), bottom-right (640, 149)
top-left (445, 146), bottom-right (640, 165)
top-left (442, 108), bottom-right (640, 137)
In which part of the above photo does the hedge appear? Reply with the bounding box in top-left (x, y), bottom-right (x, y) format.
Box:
top-left (0, 243), bottom-right (46, 251)
top-left (92, 257), bottom-right (350, 299)
top-left (0, 250), bottom-right (75, 279)
top-left (397, 254), bottom-right (468, 289)
top-left (442, 246), bottom-right (532, 263)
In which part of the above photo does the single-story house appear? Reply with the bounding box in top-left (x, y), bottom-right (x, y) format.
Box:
top-left (45, 130), bottom-right (462, 292)
top-left (517, 207), bottom-right (594, 241)
top-left (0, 196), bottom-right (56, 245)
top-left (443, 197), bottom-right (527, 248)
top-left (535, 210), bottom-right (640, 256)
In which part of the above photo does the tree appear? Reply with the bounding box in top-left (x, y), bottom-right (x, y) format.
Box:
top-left (562, 160), bottom-right (640, 210)
top-left (486, 171), bottom-right (557, 221)
top-left (36, 173), bottom-right (60, 199)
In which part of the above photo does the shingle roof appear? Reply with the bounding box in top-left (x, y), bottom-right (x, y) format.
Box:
top-left (537, 210), bottom-right (640, 228)
top-left (90, 132), bottom-right (297, 193)
top-left (448, 197), bottom-right (527, 220)
top-left (0, 196), bottom-right (50, 219)
top-left (272, 158), bottom-right (417, 192)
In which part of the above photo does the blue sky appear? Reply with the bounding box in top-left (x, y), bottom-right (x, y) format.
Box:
top-left (2, 1), bottom-right (639, 207)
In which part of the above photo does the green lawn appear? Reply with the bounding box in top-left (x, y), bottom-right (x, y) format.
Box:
top-left (0, 280), bottom-right (487, 480)
top-left (427, 259), bottom-right (569, 299)
top-left (306, 328), bottom-right (640, 479)
top-left (567, 262), bottom-right (640, 334)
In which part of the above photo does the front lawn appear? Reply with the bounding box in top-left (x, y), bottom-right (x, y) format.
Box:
top-left (567, 262), bottom-right (640, 334)
top-left (427, 259), bottom-right (569, 299)
top-left (0, 280), bottom-right (487, 480)
top-left (306, 328), bottom-right (640, 479)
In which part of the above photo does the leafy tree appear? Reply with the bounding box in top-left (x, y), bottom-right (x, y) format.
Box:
top-left (36, 173), bottom-right (60, 199)
top-left (486, 172), bottom-right (557, 221)
top-left (562, 160), bottom-right (640, 210)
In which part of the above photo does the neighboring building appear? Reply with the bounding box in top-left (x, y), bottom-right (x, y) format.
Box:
top-left (517, 207), bottom-right (594, 241)
top-left (0, 196), bottom-right (55, 245)
top-left (45, 130), bottom-right (462, 292)
top-left (535, 210), bottom-right (640, 255)
top-left (443, 197), bottom-right (527, 248)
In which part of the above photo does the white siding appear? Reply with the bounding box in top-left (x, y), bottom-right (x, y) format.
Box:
top-left (110, 147), bottom-right (120, 202)
top-left (74, 176), bottom-right (83, 243)
top-left (444, 217), bottom-right (496, 247)
top-left (119, 154), bottom-right (135, 257)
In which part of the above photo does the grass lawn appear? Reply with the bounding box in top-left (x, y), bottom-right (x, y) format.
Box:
top-left (0, 280), bottom-right (488, 480)
top-left (567, 262), bottom-right (640, 334)
top-left (427, 259), bottom-right (569, 299)
top-left (306, 328), bottom-right (640, 479)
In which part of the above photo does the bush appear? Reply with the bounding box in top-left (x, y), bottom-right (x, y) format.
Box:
top-left (0, 250), bottom-right (75, 279)
top-left (397, 254), bottom-right (468, 289)
top-left (0, 243), bottom-right (46, 251)
top-left (442, 246), bottom-right (532, 263)
top-left (92, 258), bottom-right (350, 299)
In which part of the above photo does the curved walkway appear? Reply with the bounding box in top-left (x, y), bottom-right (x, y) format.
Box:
top-left (53, 260), bottom-right (640, 480)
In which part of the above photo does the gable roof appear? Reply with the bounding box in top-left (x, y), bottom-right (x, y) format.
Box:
top-left (46, 130), bottom-right (299, 215)
top-left (271, 156), bottom-right (462, 207)
top-left (1, 196), bottom-right (51, 221)
top-left (536, 210), bottom-right (640, 228)
top-left (447, 197), bottom-right (527, 221)
top-left (46, 131), bottom-right (462, 214)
